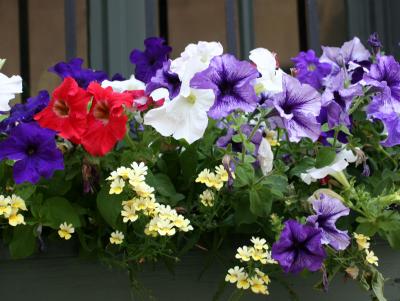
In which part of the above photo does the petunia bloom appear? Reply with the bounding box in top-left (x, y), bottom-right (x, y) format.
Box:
top-left (146, 60), bottom-right (181, 99)
top-left (80, 82), bottom-right (134, 156)
top-left (271, 219), bottom-right (326, 274)
top-left (101, 74), bottom-right (145, 92)
top-left (307, 193), bottom-right (350, 251)
top-left (34, 77), bottom-right (91, 144)
top-left (49, 57), bottom-right (108, 89)
top-left (0, 90), bottom-right (49, 133)
top-left (0, 72), bottom-right (22, 111)
top-left (191, 54), bottom-right (259, 119)
top-left (267, 74), bottom-right (322, 142)
top-left (144, 87), bottom-right (215, 144)
top-left (130, 37), bottom-right (172, 83)
top-left (292, 49), bottom-right (331, 90)
top-left (0, 122), bottom-right (64, 184)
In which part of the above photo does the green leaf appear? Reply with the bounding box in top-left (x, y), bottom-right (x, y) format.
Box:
top-left (290, 157), bottom-right (315, 177)
top-left (14, 184), bottom-right (36, 200)
top-left (233, 163), bottom-right (254, 188)
top-left (315, 148), bottom-right (336, 168)
top-left (371, 270), bottom-right (387, 301)
top-left (180, 145), bottom-right (198, 183)
top-left (232, 134), bottom-right (243, 143)
top-left (149, 173), bottom-right (176, 197)
top-left (41, 171), bottom-right (72, 196)
top-left (385, 229), bottom-right (400, 250)
top-left (249, 188), bottom-right (272, 217)
top-left (260, 174), bottom-right (288, 198)
top-left (9, 225), bottom-right (37, 259)
top-left (355, 221), bottom-right (379, 237)
top-left (233, 194), bottom-right (257, 225)
top-left (41, 197), bottom-right (81, 228)
top-left (96, 186), bottom-right (124, 229)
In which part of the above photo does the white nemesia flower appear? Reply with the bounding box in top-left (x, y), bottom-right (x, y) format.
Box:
top-left (144, 88), bottom-right (215, 144)
top-left (257, 138), bottom-right (274, 176)
top-left (249, 48), bottom-right (283, 94)
top-left (101, 74), bottom-right (145, 92)
top-left (171, 41), bottom-right (223, 96)
top-left (0, 72), bottom-right (23, 111)
top-left (300, 148), bottom-right (357, 184)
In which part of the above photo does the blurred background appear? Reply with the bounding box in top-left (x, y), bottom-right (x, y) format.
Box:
top-left (1, 0), bottom-right (399, 98)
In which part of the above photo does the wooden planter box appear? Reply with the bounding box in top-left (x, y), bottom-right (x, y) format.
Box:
top-left (0, 241), bottom-right (399, 300)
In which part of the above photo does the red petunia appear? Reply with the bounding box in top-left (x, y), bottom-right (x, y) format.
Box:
top-left (80, 82), bottom-right (134, 156)
top-left (34, 77), bottom-right (90, 144)
top-left (128, 90), bottom-right (164, 112)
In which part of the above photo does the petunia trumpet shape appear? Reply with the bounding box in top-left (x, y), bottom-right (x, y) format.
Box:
top-left (144, 88), bottom-right (215, 144)
top-left (0, 72), bottom-right (22, 111)
top-left (307, 193), bottom-right (350, 251)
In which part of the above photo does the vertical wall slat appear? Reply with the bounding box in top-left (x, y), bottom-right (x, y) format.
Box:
top-left (225, 0), bottom-right (238, 56)
top-left (305, 0), bottom-right (320, 53)
top-left (238, 0), bottom-right (254, 59)
top-left (18, 0), bottom-right (30, 100)
top-left (64, 0), bottom-right (77, 60)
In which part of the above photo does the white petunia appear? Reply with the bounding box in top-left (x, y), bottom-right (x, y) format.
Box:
top-left (249, 48), bottom-right (283, 94)
top-left (0, 72), bottom-right (22, 111)
top-left (149, 87), bottom-right (170, 102)
top-left (171, 41), bottom-right (223, 96)
top-left (300, 148), bottom-right (357, 185)
top-left (144, 88), bottom-right (215, 144)
top-left (101, 75), bottom-right (145, 92)
top-left (258, 138), bottom-right (274, 176)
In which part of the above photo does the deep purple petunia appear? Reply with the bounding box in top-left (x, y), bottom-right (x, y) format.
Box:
top-left (306, 193), bottom-right (350, 251)
top-left (367, 88), bottom-right (400, 147)
top-left (130, 37), bottom-right (172, 84)
top-left (363, 55), bottom-right (400, 101)
top-left (267, 74), bottom-right (322, 142)
top-left (0, 90), bottom-right (49, 133)
top-left (0, 122), bottom-right (64, 184)
top-left (321, 69), bottom-right (363, 128)
top-left (190, 54), bottom-right (259, 119)
top-left (271, 219), bottom-right (326, 274)
top-left (216, 124), bottom-right (262, 156)
top-left (49, 58), bottom-right (108, 89)
top-left (146, 60), bottom-right (181, 99)
top-left (292, 50), bottom-right (331, 89)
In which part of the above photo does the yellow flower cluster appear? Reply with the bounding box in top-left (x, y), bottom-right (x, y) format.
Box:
top-left (195, 164), bottom-right (233, 191)
top-left (108, 162), bottom-right (193, 238)
top-left (110, 230), bottom-right (124, 245)
top-left (199, 189), bottom-right (215, 207)
top-left (0, 194), bottom-right (27, 226)
top-left (353, 233), bottom-right (379, 266)
top-left (58, 222), bottom-right (75, 240)
top-left (225, 237), bottom-right (276, 295)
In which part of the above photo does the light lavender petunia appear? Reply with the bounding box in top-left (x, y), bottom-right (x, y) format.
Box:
top-left (307, 193), bottom-right (350, 251)
top-left (190, 54), bottom-right (259, 119)
top-left (267, 74), bottom-right (322, 142)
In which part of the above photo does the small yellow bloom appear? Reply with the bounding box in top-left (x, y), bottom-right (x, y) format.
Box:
top-left (195, 168), bottom-right (213, 184)
top-left (215, 165), bottom-right (229, 182)
top-left (354, 233), bottom-right (370, 250)
top-left (116, 167), bottom-right (132, 180)
top-left (235, 246), bottom-right (253, 262)
top-left (251, 248), bottom-right (269, 264)
top-left (236, 273), bottom-right (250, 290)
top-left (365, 249), bottom-right (379, 266)
top-left (156, 204), bottom-right (177, 220)
top-left (199, 189), bottom-right (215, 207)
top-left (6, 208), bottom-right (25, 226)
top-left (251, 237), bottom-right (267, 250)
top-left (121, 204), bottom-right (139, 223)
top-left (106, 170), bottom-right (119, 181)
top-left (265, 130), bottom-right (279, 146)
top-left (225, 266), bottom-right (245, 283)
top-left (110, 230), bottom-right (124, 245)
top-left (0, 195), bottom-right (11, 216)
top-left (109, 178), bottom-right (125, 195)
top-left (249, 276), bottom-right (268, 294)
top-left (58, 222), bottom-right (75, 240)
top-left (9, 195), bottom-right (27, 211)
top-left (255, 268), bottom-right (271, 284)
top-left (172, 215), bottom-right (193, 232)
top-left (155, 218), bottom-right (176, 236)
top-left (130, 161), bottom-right (148, 176)
top-left (133, 182), bottom-right (154, 198)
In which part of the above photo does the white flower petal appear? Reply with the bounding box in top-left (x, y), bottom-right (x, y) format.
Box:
top-left (101, 75), bottom-right (145, 92)
top-left (0, 73), bottom-right (22, 111)
top-left (150, 88), bottom-right (170, 102)
top-left (258, 138), bottom-right (274, 175)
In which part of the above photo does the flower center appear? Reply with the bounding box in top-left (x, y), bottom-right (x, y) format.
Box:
top-left (307, 63), bottom-right (316, 71)
top-left (53, 99), bottom-right (70, 117)
top-left (219, 79), bottom-right (234, 96)
top-left (93, 100), bottom-right (110, 123)
top-left (186, 94), bottom-right (196, 104)
top-left (26, 144), bottom-right (37, 156)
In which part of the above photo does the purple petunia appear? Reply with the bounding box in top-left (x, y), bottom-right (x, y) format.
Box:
top-left (49, 58), bottom-right (108, 89)
top-left (307, 193), bottom-right (350, 251)
top-left (368, 32), bottom-right (382, 54)
top-left (267, 74), bottom-right (322, 142)
top-left (321, 69), bottom-right (363, 128)
top-left (130, 37), bottom-right (172, 84)
top-left (146, 60), bottom-right (181, 99)
top-left (0, 122), bottom-right (64, 184)
top-left (0, 90), bottom-right (49, 133)
top-left (363, 55), bottom-right (400, 101)
top-left (272, 219), bottom-right (326, 274)
top-left (216, 124), bottom-right (262, 156)
top-left (190, 54), bottom-right (259, 119)
top-left (292, 50), bottom-right (331, 89)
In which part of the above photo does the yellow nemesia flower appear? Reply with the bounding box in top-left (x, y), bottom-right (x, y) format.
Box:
top-left (121, 204), bottom-right (139, 223)
top-left (365, 250), bottom-right (379, 266)
top-left (249, 276), bottom-right (268, 294)
top-left (109, 178), bottom-right (125, 195)
top-left (116, 167), bottom-right (132, 180)
top-left (130, 161), bottom-right (148, 177)
top-left (195, 168), bottom-right (213, 184)
top-left (172, 215), bottom-right (193, 232)
top-left (235, 246), bottom-right (253, 262)
top-left (6, 208), bottom-right (25, 226)
top-left (0, 195), bottom-right (11, 216)
top-left (110, 230), bottom-right (124, 245)
top-left (225, 266), bottom-right (245, 283)
top-left (199, 189), bottom-right (215, 207)
top-left (236, 273), bottom-right (250, 289)
top-left (255, 268), bottom-right (271, 284)
top-left (251, 237), bottom-right (267, 250)
top-left (215, 165), bottom-right (229, 182)
top-left (58, 222), bottom-right (75, 240)
top-left (134, 182), bottom-right (154, 198)
top-left (354, 233), bottom-right (370, 250)
top-left (9, 194), bottom-right (27, 211)
top-left (155, 218), bottom-right (176, 236)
